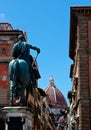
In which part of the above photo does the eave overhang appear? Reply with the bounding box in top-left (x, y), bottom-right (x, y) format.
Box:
top-left (69, 6), bottom-right (91, 60)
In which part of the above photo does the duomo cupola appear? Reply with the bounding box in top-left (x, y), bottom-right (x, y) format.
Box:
top-left (44, 75), bottom-right (67, 113)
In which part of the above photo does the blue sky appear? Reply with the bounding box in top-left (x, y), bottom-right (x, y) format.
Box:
top-left (0, 0), bottom-right (91, 104)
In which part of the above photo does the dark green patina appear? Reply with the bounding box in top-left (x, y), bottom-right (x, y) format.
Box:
top-left (9, 34), bottom-right (40, 106)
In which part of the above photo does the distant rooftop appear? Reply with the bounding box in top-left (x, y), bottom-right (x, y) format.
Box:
top-left (44, 76), bottom-right (67, 109)
top-left (0, 23), bottom-right (13, 31)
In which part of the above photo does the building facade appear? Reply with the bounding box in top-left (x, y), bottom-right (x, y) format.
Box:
top-left (45, 76), bottom-right (67, 129)
top-left (68, 6), bottom-right (91, 130)
top-left (0, 22), bottom-right (56, 130)
top-left (0, 23), bottom-right (26, 106)
top-left (45, 76), bottom-right (67, 114)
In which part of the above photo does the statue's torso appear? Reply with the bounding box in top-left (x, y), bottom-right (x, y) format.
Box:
top-left (12, 42), bottom-right (30, 64)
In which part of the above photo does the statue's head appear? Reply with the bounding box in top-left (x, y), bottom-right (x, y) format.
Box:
top-left (18, 35), bottom-right (24, 41)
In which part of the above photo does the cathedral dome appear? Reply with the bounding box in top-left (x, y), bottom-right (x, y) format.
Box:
top-left (44, 76), bottom-right (67, 109)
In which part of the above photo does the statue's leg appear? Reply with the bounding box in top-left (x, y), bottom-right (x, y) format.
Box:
top-left (10, 81), bottom-right (15, 105)
top-left (19, 84), bottom-right (26, 106)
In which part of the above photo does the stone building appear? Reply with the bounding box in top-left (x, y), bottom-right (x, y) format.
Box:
top-left (39, 88), bottom-right (56, 130)
top-left (68, 6), bottom-right (91, 130)
top-left (0, 23), bottom-right (26, 106)
top-left (45, 76), bottom-right (67, 114)
top-left (0, 22), bottom-right (56, 130)
top-left (44, 75), bottom-right (67, 129)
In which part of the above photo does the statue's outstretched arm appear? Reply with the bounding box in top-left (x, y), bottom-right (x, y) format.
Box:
top-left (29, 45), bottom-right (40, 54)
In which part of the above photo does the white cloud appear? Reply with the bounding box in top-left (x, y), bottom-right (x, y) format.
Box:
top-left (0, 13), bottom-right (5, 21)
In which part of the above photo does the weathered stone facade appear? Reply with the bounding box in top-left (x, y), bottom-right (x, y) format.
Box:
top-left (0, 23), bottom-right (56, 130)
top-left (68, 7), bottom-right (91, 130)
top-left (0, 23), bottom-right (26, 106)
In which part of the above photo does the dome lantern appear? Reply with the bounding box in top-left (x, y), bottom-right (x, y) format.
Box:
top-left (49, 75), bottom-right (55, 87)
top-left (44, 75), bottom-right (67, 112)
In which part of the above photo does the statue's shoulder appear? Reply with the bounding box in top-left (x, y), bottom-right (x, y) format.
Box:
top-left (13, 42), bottom-right (22, 51)
top-left (23, 41), bottom-right (27, 44)
top-left (23, 42), bottom-right (30, 48)
top-left (14, 42), bottom-right (19, 47)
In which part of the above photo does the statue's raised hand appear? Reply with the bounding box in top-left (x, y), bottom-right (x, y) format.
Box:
top-left (37, 48), bottom-right (40, 54)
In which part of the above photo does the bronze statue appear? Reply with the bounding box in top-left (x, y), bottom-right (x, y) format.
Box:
top-left (12, 34), bottom-right (40, 66)
top-left (9, 34), bottom-right (40, 106)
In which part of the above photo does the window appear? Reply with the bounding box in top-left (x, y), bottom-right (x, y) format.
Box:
top-left (2, 48), bottom-right (6, 55)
